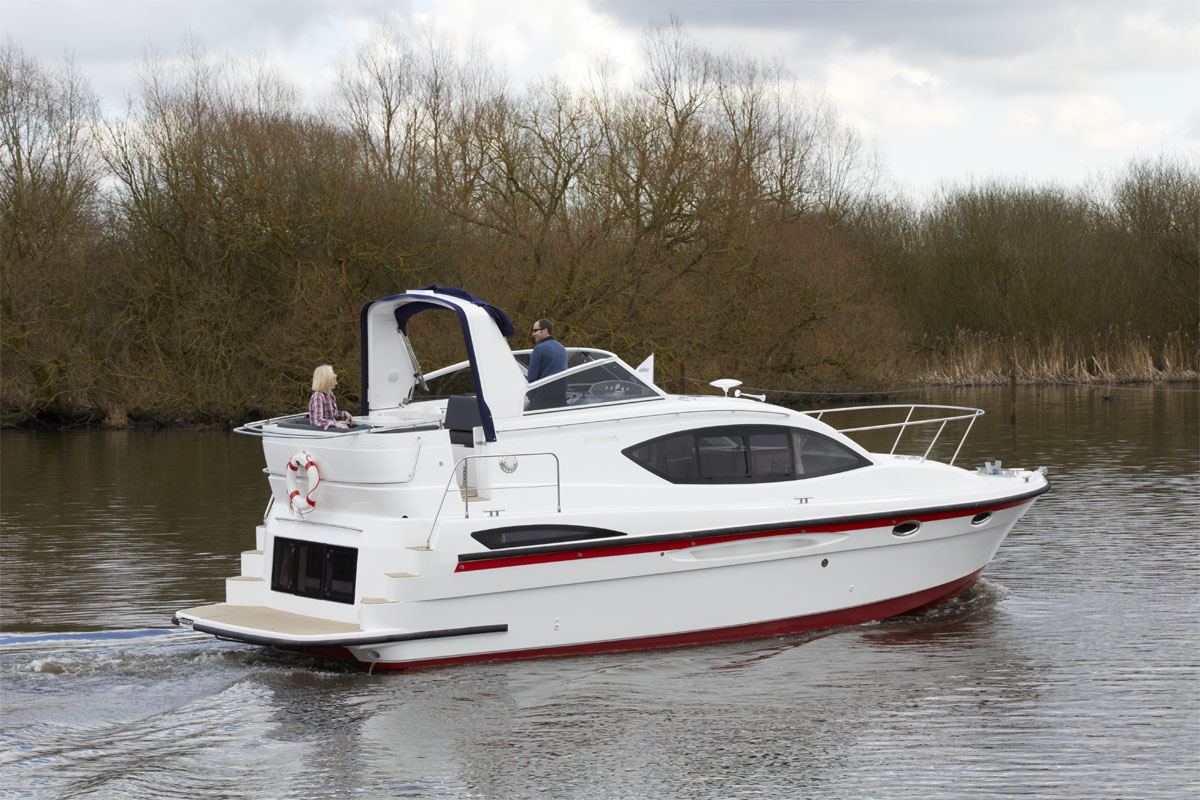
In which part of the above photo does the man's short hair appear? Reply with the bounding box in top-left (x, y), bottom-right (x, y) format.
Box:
top-left (536, 318), bottom-right (553, 336)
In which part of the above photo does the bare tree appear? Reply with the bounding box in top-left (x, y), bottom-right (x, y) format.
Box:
top-left (1, 41), bottom-right (101, 264)
top-left (0, 41), bottom-right (102, 420)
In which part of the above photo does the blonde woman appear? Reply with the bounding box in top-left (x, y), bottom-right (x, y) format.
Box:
top-left (309, 365), bottom-right (354, 429)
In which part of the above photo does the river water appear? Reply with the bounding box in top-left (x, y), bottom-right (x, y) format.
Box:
top-left (1, 386), bottom-right (1197, 799)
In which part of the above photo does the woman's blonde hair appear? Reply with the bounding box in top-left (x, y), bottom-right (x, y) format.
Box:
top-left (312, 364), bottom-right (337, 394)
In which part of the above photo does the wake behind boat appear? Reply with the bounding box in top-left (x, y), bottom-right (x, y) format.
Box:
top-left (173, 286), bottom-right (1048, 670)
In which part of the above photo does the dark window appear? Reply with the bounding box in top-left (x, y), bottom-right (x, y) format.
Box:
top-left (698, 434), bottom-right (748, 479)
top-left (525, 361), bottom-right (658, 412)
top-left (296, 542), bottom-right (324, 598)
top-left (272, 539), bottom-right (297, 591)
top-left (471, 525), bottom-right (624, 550)
top-left (324, 545), bottom-right (357, 603)
top-left (626, 432), bottom-right (699, 481)
top-left (271, 537), bottom-right (358, 604)
top-left (417, 367), bottom-right (476, 399)
top-left (623, 425), bottom-right (869, 484)
top-left (749, 431), bottom-right (794, 478)
top-left (791, 430), bottom-right (872, 478)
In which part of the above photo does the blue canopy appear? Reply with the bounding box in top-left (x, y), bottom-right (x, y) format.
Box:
top-left (360, 286), bottom-right (523, 441)
top-left (393, 285), bottom-right (515, 337)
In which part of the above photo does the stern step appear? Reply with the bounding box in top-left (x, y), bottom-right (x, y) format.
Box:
top-left (226, 575), bottom-right (265, 605)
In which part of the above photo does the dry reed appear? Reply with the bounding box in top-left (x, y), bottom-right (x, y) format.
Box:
top-left (916, 329), bottom-right (1199, 386)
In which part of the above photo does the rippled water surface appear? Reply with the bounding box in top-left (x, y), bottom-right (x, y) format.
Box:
top-left (2, 386), bottom-right (1197, 799)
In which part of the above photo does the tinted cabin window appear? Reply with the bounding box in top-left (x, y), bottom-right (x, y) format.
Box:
top-left (626, 433), bottom-right (697, 481)
top-left (623, 425), bottom-right (869, 483)
top-left (271, 537), bottom-right (358, 604)
top-left (698, 434), bottom-right (747, 479)
top-left (273, 539), bottom-right (296, 591)
top-left (750, 431), bottom-right (794, 478)
top-left (296, 543), bottom-right (324, 598)
top-left (792, 430), bottom-right (872, 478)
top-left (324, 545), bottom-right (357, 603)
top-left (471, 525), bottom-right (624, 550)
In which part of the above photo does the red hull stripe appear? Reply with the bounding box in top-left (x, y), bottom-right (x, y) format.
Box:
top-left (456, 491), bottom-right (1043, 573)
top-left (298, 568), bottom-right (985, 671)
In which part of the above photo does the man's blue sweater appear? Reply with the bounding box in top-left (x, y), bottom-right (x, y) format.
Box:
top-left (528, 337), bottom-right (568, 382)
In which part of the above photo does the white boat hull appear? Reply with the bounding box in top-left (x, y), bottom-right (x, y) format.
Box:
top-left (172, 288), bottom-right (1050, 671)
top-left (176, 487), bottom-right (1042, 671)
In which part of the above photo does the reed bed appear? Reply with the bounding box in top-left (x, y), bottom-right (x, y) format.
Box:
top-left (916, 329), bottom-right (1199, 386)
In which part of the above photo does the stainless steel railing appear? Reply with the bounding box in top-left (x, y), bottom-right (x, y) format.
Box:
top-left (806, 404), bottom-right (983, 466)
top-left (426, 452), bottom-right (562, 548)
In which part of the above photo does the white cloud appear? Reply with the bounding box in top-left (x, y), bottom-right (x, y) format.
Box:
top-left (1184, 104), bottom-right (1200, 142)
top-left (999, 93), bottom-right (1174, 153)
top-left (420, 0), bottom-right (641, 90)
top-left (825, 50), bottom-right (970, 138)
top-left (1049, 95), bottom-right (1173, 151)
top-left (1002, 108), bottom-right (1042, 138)
top-left (1110, 3), bottom-right (1200, 72)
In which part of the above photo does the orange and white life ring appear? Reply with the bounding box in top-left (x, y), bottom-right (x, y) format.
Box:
top-left (285, 451), bottom-right (320, 514)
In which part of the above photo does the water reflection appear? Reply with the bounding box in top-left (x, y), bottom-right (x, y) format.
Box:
top-left (1, 430), bottom-right (264, 631)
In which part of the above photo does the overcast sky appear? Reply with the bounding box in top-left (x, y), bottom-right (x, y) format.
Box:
top-left (5, 0), bottom-right (1196, 199)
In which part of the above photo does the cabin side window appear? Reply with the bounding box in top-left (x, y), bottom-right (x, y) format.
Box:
top-left (623, 425), bottom-right (869, 483)
top-left (470, 525), bottom-right (626, 550)
top-left (792, 429), bottom-right (873, 478)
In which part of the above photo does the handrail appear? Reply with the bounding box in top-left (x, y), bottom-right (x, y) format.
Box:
top-left (234, 413), bottom-right (439, 439)
top-left (259, 436), bottom-right (425, 486)
top-left (807, 404), bottom-right (983, 466)
top-left (426, 452), bottom-right (562, 548)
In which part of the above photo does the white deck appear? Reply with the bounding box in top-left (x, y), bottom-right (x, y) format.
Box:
top-left (179, 604), bottom-right (361, 636)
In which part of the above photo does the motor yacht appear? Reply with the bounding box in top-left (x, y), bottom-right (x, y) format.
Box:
top-left (173, 286), bottom-right (1049, 670)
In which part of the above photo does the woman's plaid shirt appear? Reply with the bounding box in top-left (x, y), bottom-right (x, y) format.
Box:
top-left (308, 391), bottom-right (351, 429)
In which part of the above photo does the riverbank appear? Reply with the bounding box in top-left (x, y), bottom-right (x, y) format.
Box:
top-left (5, 370), bottom-right (1195, 431)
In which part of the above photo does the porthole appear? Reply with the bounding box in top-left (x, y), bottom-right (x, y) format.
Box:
top-left (971, 511), bottom-right (993, 526)
top-left (892, 520), bottom-right (921, 537)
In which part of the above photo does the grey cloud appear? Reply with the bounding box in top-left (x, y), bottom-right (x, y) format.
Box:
top-left (590, 0), bottom-right (1068, 56)
top-left (588, 0), bottom-right (1197, 66)
top-left (8, 0), bottom-right (407, 64)
top-left (5, 0), bottom-right (409, 113)
top-left (587, 0), bottom-right (1199, 101)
